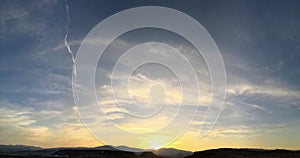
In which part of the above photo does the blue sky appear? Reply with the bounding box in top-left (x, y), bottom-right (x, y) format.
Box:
top-left (0, 0), bottom-right (300, 151)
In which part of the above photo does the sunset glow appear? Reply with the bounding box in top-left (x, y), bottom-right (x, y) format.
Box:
top-left (0, 0), bottom-right (300, 152)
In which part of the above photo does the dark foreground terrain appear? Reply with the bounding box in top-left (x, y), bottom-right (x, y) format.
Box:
top-left (187, 148), bottom-right (300, 158)
top-left (0, 145), bottom-right (299, 158)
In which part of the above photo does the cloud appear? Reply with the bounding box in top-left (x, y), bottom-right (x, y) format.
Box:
top-left (0, 99), bottom-right (100, 147)
top-left (227, 83), bottom-right (300, 99)
top-left (0, 100), bottom-right (35, 126)
top-left (1, 72), bottom-right (72, 95)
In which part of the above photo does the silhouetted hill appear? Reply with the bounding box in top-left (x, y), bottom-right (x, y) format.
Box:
top-left (0, 145), bottom-right (42, 153)
top-left (54, 149), bottom-right (163, 158)
top-left (116, 145), bottom-right (146, 152)
top-left (94, 145), bottom-right (119, 151)
top-left (152, 148), bottom-right (192, 158)
top-left (0, 155), bottom-right (56, 158)
top-left (186, 148), bottom-right (300, 158)
top-left (54, 149), bottom-right (137, 158)
top-left (1, 145), bottom-right (299, 158)
top-left (140, 151), bottom-right (163, 158)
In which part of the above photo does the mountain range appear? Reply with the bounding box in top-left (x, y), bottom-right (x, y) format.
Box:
top-left (0, 144), bottom-right (192, 158)
top-left (0, 144), bottom-right (299, 158)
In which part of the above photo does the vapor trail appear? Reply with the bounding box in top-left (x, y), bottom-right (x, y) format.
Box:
top-left (64, 0), bottom-right (81, 118)
top-left (64, 0), bottom-right (76, 76)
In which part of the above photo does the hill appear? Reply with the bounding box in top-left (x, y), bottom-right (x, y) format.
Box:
top-left (152, 148), bottom-right (192, 158)
top-left (0, 145), bottom-right (299, 158)
top-left (186, 148), bottom-right (300, 158)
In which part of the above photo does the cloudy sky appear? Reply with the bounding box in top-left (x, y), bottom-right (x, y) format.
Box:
top-left (0, 0), bottom-right (300, 151)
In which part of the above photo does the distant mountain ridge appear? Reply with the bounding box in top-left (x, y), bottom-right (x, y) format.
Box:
top-left (0, 144), bottom-right (299, 158)
top-left (0, 144), bottom-right (190, 158)
top-left (94, 145), bottom-right (119, 151)
top-left (0, 144), bottom-right (42, 152)
top-left (186, 148), bottom-right (300, 158)
top-left (152, 148), bottom-right (193, 158)
top-left (115, 145), bottom-right (146, 152)
top-left (53, 149), bottom-right (144, 158)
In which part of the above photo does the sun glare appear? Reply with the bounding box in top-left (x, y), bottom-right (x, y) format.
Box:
top-left (149, 143), bottom-right (162, 150)
top-left (144, 137), bottom-right (168, 150)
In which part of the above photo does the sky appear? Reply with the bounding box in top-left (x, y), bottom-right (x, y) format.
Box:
top-left (0, 0), bottom-right (300, 151)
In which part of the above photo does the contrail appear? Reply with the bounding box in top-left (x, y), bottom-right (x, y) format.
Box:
top-left (64, 0), bottom-right (76, 76)
top-left (64, 0), bottom-right (80, 118)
